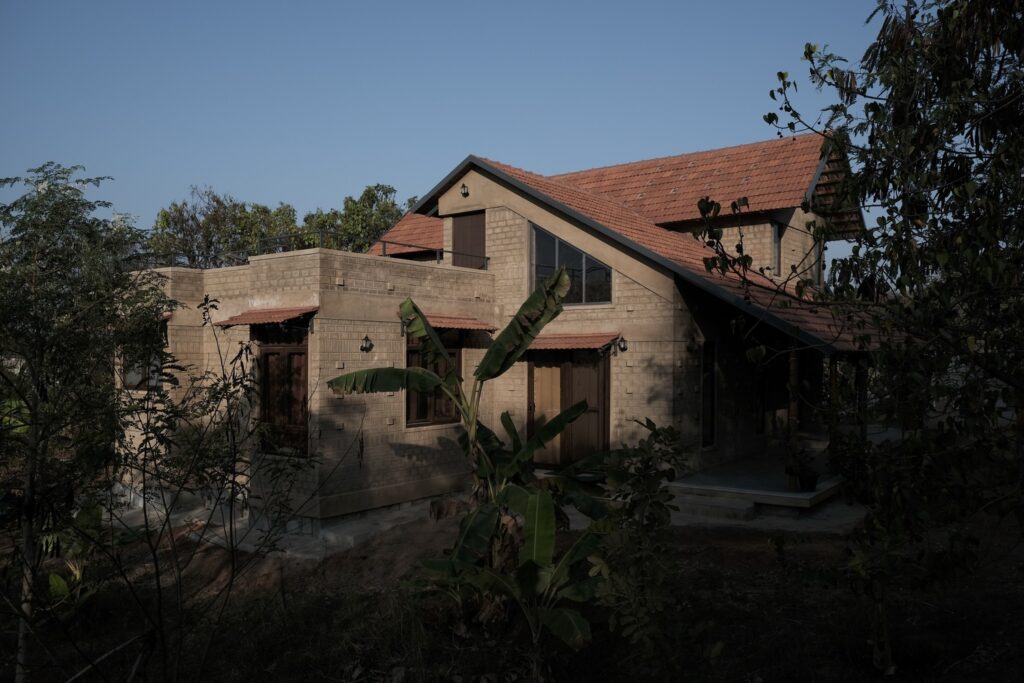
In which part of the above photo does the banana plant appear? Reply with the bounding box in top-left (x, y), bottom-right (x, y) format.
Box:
top-left (327, 267), bottom-right (583, 502)
top-left (329, 268), bottom-right (609, 650)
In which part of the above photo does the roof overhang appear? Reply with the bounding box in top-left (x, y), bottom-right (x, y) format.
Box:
top-left (214, 305), bottom-right (319, 328)
top-left (424, 313), bottom-right (496, 332)
top-left (530, 332), bottom-right (622, 351)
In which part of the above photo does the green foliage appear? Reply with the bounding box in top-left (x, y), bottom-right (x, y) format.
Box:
top-left (762, 0), bottom-right (1024, 672)
top-left (327, 366), bottom-right (447, 397)
top-left (571, 420), bottom-right (692, 662)
top-left (306, 183), bottom-right (406, 253)
top-left (147, 183), bottom-right (409, 267)
top-left (1, 163), bottom-right (173, 677)
top-left (475, 268), bottom-right (571, 381)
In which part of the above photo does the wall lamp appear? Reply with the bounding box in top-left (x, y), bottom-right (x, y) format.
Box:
top-left (359, 335), bottom-right (374, 353)
top-left (617, 337), bottom-right (629, 353)
top-left (460, 183), bottom-right (469, 198)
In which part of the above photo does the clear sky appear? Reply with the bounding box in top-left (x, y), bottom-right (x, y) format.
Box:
top-left (1, 1), bottom-right (879, 234)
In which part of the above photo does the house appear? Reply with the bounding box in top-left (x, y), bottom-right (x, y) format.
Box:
top-left (149, 134), bottom-right (865, 532)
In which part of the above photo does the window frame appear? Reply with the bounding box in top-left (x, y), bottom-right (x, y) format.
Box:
top-left (253, 320), bottom-right (310, 455)
top-left (530, 224), bottom-right (612, 305)
top-left (771, 222), bottom-right (784, 276)
top-left (405, 335), bottom-right (462, 428)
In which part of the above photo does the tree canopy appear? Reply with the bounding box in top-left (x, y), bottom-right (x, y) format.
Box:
top-left (760, 0), bottom-right (1023, 671)
top-left (0, 163), bottom-right (171, 680)
top-left (147, 183), bottom-right (412, 268)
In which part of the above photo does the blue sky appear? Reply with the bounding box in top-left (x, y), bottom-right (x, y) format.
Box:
top-left (1, 1), bottom-right (879, 234)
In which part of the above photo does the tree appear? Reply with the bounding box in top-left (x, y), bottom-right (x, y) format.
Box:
top-left (148, 183), bottom-right (410, 267)
top-left (147, 187), bottom-right (300, 268)
top-left (763, 0), bottom-right (1023, 672)
top-left (301, 183), bottom-right (407, 252)
top-left (0, 164), bottom-right (170, 681)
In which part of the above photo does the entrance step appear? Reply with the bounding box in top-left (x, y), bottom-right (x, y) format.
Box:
top-left (671, 493), bottom-right (756, 521)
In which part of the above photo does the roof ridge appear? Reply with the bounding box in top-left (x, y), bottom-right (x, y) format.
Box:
top-left (476, 154), bottom-right (670, 229)
top-left (549, 133), bottom-right (821, 179)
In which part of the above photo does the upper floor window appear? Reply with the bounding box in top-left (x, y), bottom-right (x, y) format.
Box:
top-left (771, 222), bottom-right (785, 276)
top-left (452, 211), bottom-right (487, 269)
top-left (532, 224), bottom-right (612, 304)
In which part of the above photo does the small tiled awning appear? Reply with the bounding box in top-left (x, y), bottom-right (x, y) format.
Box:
top-left (214, 305), bottom-right (319, 327)
top-left (425, 314), bottom-right (496, 332)
top-left (529, 332), bottom-right (621, 350)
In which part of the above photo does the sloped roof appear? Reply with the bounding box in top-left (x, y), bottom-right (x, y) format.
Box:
top-left (471, 157), bottom-right (862, 352)
top-left (372, 135), bottom-right (831, 256)
top-left (215, 306), bottom-right (318, 327)
top-left (550, 134), bottom-right (826, 225)
top-left (425, 314), bottom-right (496, 332)
top-left (371, 137), bottom-right (867, 353)
top-left (530, 332), bottom-right (621, 350)
top-left (367, 213), bottom-right (442, 256)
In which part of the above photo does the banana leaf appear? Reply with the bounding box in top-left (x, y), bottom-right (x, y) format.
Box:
top-left (475, 268), bottom-right (570, 381)
top-left (519, 489), bottom-right (555, 568)
top-left (500, 411), bottom-right (522, 453)
top-left (539, 607), bottom-right (591, 650)
top-left (538, 530), bottom-right (600, 594)
top-left (448, 502), bottom-right (499, 565)
top-left (509, 400), bottom-right (587, 467)
top-left (327, 366), bottom-right (444, 395)
top-left (466, 567), bottom-right (522, 600)
top-left (398, 298), bottom-right (459, 387)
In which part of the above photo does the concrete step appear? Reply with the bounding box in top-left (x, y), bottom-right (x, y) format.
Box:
top-left (671, 493), bottom-right (756, 521)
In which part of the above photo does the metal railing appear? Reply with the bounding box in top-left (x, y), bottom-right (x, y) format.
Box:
top-left (377, 239), bottom-right (490, 270)
top-left (133, 231), bottom-right (359, 269)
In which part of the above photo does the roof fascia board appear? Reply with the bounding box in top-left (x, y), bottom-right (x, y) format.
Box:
top-left (407, 156), bottom-right (477, 216)
top-left (805, 148), bottom-right (869, 237)
top-left (804, 152), bottom-right (831, 206)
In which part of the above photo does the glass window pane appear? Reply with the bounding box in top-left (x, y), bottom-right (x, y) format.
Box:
top-left (557, 241), bottom-right (584, 304)
top-left (584, 257), bottom-right (612, 303)
top-left (533, 227), bottom-right (556, 290)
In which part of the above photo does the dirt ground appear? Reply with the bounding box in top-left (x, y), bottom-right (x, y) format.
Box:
top-left (6, 510), bottom-right (1024, 681)
top-left (186, 510), bottom-right (1024, 682)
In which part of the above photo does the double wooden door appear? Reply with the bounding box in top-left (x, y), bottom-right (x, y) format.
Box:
top-left (527, 351), bottom-right (609, 466)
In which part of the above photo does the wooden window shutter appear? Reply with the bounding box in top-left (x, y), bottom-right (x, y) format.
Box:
top-left (452, 212), bottom-right (486, 269)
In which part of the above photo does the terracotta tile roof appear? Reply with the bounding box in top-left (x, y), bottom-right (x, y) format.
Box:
top-left (214, 306), bottom-right (318, 327)
top-left (550, 134), bottom-right (825, 225)
top-left (476, 157), bottom-right (863, 353)
top-left (374, 135), bottom-right (866, 353)
top-left (368, 213), bottom-right (443, 255)
top-left (530, 332), bottom-right (621, 350)
top-left (425, 314), bottom-right (496, 332)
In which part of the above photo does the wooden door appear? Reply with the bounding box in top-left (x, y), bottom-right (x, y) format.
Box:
top-left (564, 352), bottom-right (609, 460)
top-left (528, 351), bottom-right (609, 465)
top-left (452, 212), bottom-right (487, 269)
top-left (259, 343), bottom-right (308, 454)
top-left (528, 359), bottom-right (563, 465)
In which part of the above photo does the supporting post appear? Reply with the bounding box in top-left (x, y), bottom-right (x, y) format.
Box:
top-left (855, 357), bottom-right (868, 441)
top-left (788, 348), bottom-right (800, 449)
top-left (828, 354), bottom-right (839, 446)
